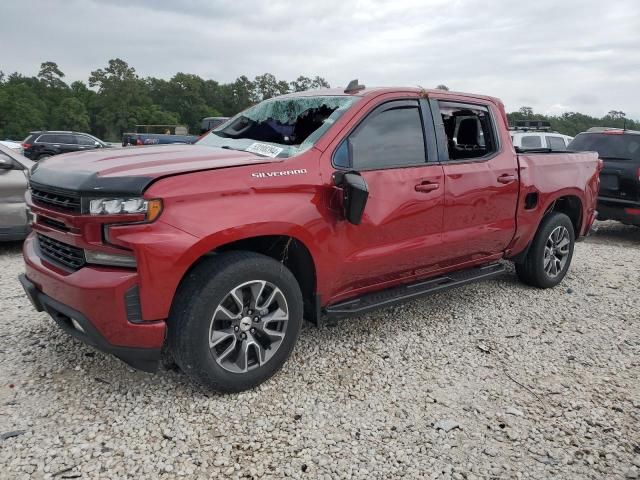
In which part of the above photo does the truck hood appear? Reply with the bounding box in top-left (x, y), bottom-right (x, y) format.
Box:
top-left (29, 145), bottom-right (280, 194)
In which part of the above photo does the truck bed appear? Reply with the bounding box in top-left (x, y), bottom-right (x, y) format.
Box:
top-left (507, 151), bottom-right (600, 256)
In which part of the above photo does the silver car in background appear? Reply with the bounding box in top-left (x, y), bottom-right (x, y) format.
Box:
top-left (0, 140), bottom-right (24, 155)
top-left (0, 143), bottom-right (34, 241)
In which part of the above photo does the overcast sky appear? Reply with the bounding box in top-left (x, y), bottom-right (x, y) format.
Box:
top-left (2, 0), bottom-right (639, 118)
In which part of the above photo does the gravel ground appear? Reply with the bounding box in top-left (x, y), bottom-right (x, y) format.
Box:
top-left (0, 221), bottom-right (638, 479)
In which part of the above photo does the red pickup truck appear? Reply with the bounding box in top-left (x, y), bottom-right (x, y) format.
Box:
top-left (19, 85), bottom-right (600, 392)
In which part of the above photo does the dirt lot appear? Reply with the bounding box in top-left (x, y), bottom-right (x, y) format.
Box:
top-left (0, 221), bottom-right (638, 479)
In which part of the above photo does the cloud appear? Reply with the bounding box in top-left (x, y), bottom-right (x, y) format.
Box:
top-left (1, 0), bottom-right (639, 118)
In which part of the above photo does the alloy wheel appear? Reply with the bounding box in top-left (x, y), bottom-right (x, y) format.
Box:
top-left (208, 280), bottom-right (289, 373)
top-left (543, 226), bottom-right (571, 277)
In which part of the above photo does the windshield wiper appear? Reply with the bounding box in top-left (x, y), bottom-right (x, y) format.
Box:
top-left (219, 145), bottom-right (269, 157)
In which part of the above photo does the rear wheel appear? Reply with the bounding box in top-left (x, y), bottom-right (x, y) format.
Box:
top-left (515, 212), bottom-right (575, 288)
top-left (37, 154), bottom-right (51, 161)
top-left (168, 251), bottom-right (303, 392)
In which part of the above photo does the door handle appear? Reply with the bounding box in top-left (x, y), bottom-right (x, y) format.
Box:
top-left (497, 174), bottom-right (516, 184)
top-left (415, 182), bottom-right (440, 193)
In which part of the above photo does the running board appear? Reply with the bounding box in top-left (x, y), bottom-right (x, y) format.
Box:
top-left (324, 263), bottom-right (505, 319)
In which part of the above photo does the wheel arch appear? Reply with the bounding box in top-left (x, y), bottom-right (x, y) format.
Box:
top-left (545, 194), bottom-right (583, 235)
top-left (176, 229), bottom-right (320, 325)
top-left (509, 193), bottom-right (583, 263)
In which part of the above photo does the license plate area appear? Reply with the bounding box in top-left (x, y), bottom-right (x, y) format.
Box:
top-left (600, 173), bottom-right (619, 191)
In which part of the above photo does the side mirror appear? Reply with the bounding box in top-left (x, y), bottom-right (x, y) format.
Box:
top-left (0, 158), bottom-right (14, 170)
top-left (333, 171), bottom-right (369, 225)
top-left (94, 141), bottom-right (101, 148)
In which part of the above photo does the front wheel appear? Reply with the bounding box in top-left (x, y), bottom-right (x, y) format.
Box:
top-left (168, 251), bottom-right (303, 392)
top-left (515, 212), bottom-right (575, 288)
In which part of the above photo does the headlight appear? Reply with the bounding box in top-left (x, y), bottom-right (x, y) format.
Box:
top-left (88, 197), bottom-right (162, 221)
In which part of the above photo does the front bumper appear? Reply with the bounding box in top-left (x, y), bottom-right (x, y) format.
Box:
top-left (21, 234), bottom-right (165, 372)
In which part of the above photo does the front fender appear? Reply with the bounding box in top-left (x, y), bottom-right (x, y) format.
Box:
top-left (174, 221), bottom-right (323, 283)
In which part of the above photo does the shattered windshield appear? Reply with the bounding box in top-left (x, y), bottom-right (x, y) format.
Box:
top-left (197, 95), bottom-right (358, 158)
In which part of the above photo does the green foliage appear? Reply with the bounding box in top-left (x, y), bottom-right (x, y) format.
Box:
top-left (0, 59), bottom-right (332, 141)
top-left (3, 59), bottom-right (639, 143)
top-left (0, 82), bottom-right (47, 138)
top-left (38, 61), bottom-right (67, 90)
top-left (51, 97), bottom-right (90, 131)
top-left (88, 59), bottom-right (158, 140)
top-left (507, 107), bottom-right (639, 137)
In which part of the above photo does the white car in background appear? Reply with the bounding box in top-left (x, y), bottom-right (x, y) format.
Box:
top-left (509, 121), bottom-right (573, 151)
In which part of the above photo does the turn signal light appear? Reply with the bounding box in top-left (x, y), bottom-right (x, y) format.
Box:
top-left (146, 199), bottom-right (163, 222)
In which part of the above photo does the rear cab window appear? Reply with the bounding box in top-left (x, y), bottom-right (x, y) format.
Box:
top-left (521, 135), bottom-right (542, 149)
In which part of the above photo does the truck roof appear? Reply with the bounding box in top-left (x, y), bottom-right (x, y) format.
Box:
top-left (278, 86), bottom-right (503, 106)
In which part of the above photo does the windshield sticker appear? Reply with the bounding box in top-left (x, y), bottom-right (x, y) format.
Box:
top-left (252, 169), bottom-right (307, 179)
top-left (246, 143), bottom-right (284, 158)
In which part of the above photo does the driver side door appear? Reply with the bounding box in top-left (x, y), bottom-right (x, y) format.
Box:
top-left (326, 99), bottom-right (446, 301)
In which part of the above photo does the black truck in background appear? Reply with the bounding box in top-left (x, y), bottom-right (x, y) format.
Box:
top-left (568, 127), bottom-right (640, 226)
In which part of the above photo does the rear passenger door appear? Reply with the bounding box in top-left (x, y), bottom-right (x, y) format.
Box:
top-left (328, 99), bottom-right (446, 296)
top-left (433, 100), bottom-right (519, 266)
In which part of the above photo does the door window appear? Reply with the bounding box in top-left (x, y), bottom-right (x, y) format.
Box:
top-left (521, 135), bottom-right (542, 149)
top-left (36, 134), bottom-right (55, 143)
top-left (438, 101), bottom-right (497, 160)
top-left (546, 136), bottom-right (566, 150)
top-left (338, 101), bottom-right (427, 170)
top-left (75, 135), bottom-right (96, 146)
top-left (56, 134), bottom-right (76, 144)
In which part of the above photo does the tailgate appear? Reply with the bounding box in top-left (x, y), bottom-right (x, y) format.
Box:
top-left (599, 158), bottom-right (640, 202)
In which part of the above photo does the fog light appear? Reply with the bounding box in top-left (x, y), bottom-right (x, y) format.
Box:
top-left (71, 318), bottom-right (85, 333)
top-left (84, 249), bottom-right (137, 268)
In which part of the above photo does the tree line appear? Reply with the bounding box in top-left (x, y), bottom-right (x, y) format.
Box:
top-left (0, 59), bottom-right (330, 141)
top-left (507, 106), bottom-right (638, 137)
top-left (0, 61), bottom-right (637, 142)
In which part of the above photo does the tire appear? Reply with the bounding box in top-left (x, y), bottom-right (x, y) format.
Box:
top-left (515, 212), bottom-right (575, 288)
top-left (38, 154), bottom-right (51, 161)
top-left (167, 251), bottom-right (303, 392)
